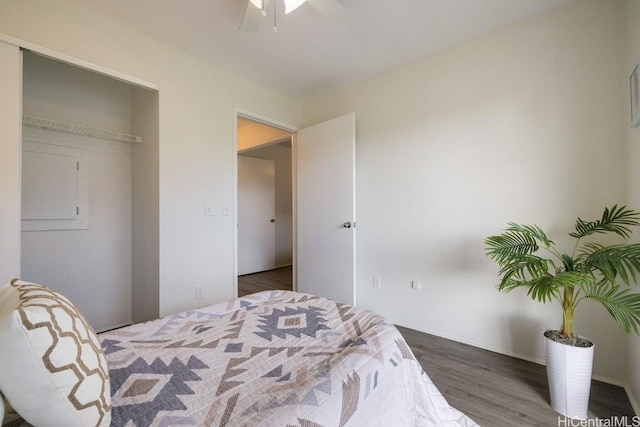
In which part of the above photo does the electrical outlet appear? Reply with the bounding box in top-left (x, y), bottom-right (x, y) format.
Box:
top-left (373, 276), bottom-right (382, 290)
top-left (411, 281), bottom-right (422, 290)
top-left (195, 286), bottom-right (204, 300)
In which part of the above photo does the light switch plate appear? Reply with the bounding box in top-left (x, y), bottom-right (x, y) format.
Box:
top-left (222, 202), bottom-right (232, 216)
top-left (205, 202), bottom-right (214, 216)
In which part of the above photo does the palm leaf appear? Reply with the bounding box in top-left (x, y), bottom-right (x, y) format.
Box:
top-left (582, 243), bottom-right (640, 286)
top-left (497, 277), bottom-right (531, 293)
top-left (497, 254), bottom-right (550, 279)
top-left (569, 205), bottom-right (640, 239)
top-left (550, 271), bottom-right (594, 289)
top-left (485, 222), bottom-right (554, 266)
top-left (485, 231), bottom-right (538, 266)
top-left (524, 271), bottom-right (593, 304)
top-left (506, 223), bottom-right (554, 248)
top-left (497, 276), bottom-right (558, 303)
top-left (581, 283), bottom-right (640, 334)
top-left (575, 242), bottom-right (605, 258)
top-left (576, 242), bottom-right (611, 278)
top-left (525, 275), bottom-right (561, 303)
top-left (496, 254), bottom-right (562, 303)
top-left (496, 268), bottom-right (573, 304)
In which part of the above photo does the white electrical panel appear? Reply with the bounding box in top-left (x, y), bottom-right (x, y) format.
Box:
top-left (22, 141), bottom-right (89, 231)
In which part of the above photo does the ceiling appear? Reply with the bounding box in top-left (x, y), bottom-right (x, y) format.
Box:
top-left (67, 0), bottom-right (573, 100)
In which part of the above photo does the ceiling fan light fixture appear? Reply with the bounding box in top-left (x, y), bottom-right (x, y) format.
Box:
top-left (249, 0), bottom-right (268, 16)
top-left (284, 0), bottom-right (306, 14)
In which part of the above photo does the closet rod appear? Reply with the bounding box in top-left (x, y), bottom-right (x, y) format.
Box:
top-left (22, 115), bottom-right (143, 144)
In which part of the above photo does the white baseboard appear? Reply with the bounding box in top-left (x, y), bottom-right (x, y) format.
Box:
top-left (240, 264), bottom-right (292, 276)
top-left (395, 322), bottom-right (629, 389)
top-left (273, 263), bottom-right (293, 269)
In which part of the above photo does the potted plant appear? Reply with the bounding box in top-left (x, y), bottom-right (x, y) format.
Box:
top-left (484, 205), bottom-right (640, 419)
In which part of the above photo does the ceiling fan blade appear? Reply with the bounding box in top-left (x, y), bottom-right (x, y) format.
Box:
top-left (306, 0), bottom-right (349, 25)
top-left (240, 0), bottom-right (269, 32)
top-left (284, 0), bottom-right (306, 14)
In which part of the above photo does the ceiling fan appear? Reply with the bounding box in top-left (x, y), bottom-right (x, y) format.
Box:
top-left (240, 0), bottom-right (348, 32)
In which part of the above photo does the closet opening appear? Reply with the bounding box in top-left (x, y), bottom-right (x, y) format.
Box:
top-left (20, 51), bottom-right (159, 332)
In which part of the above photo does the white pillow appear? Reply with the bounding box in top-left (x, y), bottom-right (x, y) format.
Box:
top-left (0, 279), bottom-right (111, 427)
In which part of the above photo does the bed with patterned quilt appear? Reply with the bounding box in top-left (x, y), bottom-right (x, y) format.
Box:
top-left (0, 281), bottom-right (477, 426)
top-left (99, 290), bottom-right (476, 426)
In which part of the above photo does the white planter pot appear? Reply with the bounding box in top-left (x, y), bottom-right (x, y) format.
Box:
top-left (544, 331), bottom-right (594, 419)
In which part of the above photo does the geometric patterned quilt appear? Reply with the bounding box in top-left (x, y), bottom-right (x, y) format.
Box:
top-left (99, 291), bottom-right (478, 427)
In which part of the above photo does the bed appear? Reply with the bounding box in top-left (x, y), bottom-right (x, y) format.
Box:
top-left (0, 281), bottom-right (477, 426)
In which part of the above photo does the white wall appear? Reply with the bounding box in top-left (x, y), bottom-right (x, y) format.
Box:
top-left (0, 0), bottom-right (301, 318)
top-left (303, 0), bottom-right (628, 383)
top-left (625, 0), bottom-right (640, 413)
top-left (21, 52), bottom-right (135, 331)
top-left (131, 87), bottom-right (159, 324)
top-left (241, 143), bottom-right (293, 267)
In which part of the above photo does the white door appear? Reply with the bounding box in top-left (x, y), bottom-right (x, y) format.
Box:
top-left (0, 41), bottom-right (22, 280)
top-left (238, 156), bottom-right (276, 275)
top-left (296, 113), bottom-right (356, 304)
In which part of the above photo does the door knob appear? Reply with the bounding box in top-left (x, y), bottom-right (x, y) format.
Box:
top-left (343, 222), bottom-right (352, 228)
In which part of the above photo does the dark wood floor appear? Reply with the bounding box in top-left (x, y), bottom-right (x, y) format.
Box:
top-left (238, 267), bottom-right (635, 426)
top-left (397, 326), bottom-right (635, 426)
top-left (238, 265), bottom-right (293, 297)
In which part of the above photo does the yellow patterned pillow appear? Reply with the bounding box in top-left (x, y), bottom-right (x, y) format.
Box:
top-left (0, 279), bottom-right (111, 427)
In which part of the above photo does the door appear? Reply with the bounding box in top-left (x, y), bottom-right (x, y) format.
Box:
top-left (296, 112), bottom-right (356, 304)
top-left (238, 155), bottom-right (276, 275)
top-left (0, 41), bottom-right (22, 280)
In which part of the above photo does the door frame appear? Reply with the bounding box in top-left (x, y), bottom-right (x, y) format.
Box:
top-left (0, 33), bottom-right (158, 90)
top-left (233, 108), bottom-right (298, 298)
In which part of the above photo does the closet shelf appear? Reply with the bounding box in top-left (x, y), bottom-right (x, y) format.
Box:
top-left (23, 115), bottom-right (143, 144)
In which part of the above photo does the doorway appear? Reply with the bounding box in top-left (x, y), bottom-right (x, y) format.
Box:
top-left (236, 115), bottom-right (294, 296)
top-left (235, 111), bottom-right (356, 304)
